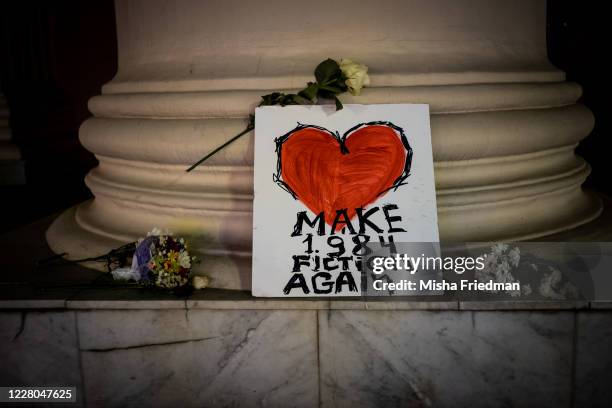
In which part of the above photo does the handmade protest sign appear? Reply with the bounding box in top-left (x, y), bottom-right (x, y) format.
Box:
top-left (252, 104), bottom-right (438, 297)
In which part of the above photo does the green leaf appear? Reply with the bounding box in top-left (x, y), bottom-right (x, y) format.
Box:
top-left (314, 58), bottom-right (341, 84)
top-left (291, 95), bottom-right (314, 105)
top-left (299, 82), bottom-right (319, 101)
top-left (334, 95), bottom-right (343, 111)
top-left (278, 94), bottom-right (291, 106)
top-left (318, 84), bottom-right (344, 94)
top-left (260, 92), bottom-right (283, 106)
top-left (336, 79), bottom-right (348, 92)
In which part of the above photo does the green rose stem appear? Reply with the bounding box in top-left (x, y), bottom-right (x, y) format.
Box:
top-left (185, 58), bottom-right (370, 172)
top-left (186, 119), bottom-right (255, 173)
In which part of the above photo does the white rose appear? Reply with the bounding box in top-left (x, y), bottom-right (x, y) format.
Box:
top-left (339, 59), bottom-right (370, 96)
top-left (192, 275), bottom-right (210, 290)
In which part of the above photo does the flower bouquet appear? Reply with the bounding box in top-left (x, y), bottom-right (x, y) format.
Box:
top-left (111, 229), bottom-right (207, 294)
top-left (39, 228), bottom-right (208, 296)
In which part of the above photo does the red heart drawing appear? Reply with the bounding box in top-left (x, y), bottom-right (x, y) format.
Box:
top-left (275, 122), bottom-right (412, 228)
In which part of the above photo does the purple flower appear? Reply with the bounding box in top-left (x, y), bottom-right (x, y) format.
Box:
top-left (131, 236), bottom-right (159, 282)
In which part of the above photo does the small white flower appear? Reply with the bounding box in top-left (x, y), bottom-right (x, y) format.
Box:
top-left (539, 267), bottom-right (578, 299)
top-left (539, 268), bottom-right (563, 299)
top-left (491, 243), bottom-right (509, 256)
top-left (147, 227), bottom-right (172, 237)
top-left (508, 247), bottom-right (521, 267)
top-left (147, 227), bottom-right (162, 236)
top-left (477, 243), bottom-right (522, 296)
top-left (339, 59), bottom-right (370, 96)
top-left (179, 251), bottom-right (191, 268)
top-left (192, 275), bottom-right (210, 290)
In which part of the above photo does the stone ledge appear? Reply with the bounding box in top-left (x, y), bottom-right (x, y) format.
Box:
top-left (66, 287), bottom-right (187, 310)
top-left (187, 289), bottom-right (331, 310)
top-left (459, 300), bottom-right (590, 310)
top-left (0, 299), bottom-right (67, 309)
top-left (0, 290), bottom-right (605, 311)
top-left (590, 301), bottom-right (612, 309)
top-left (2, 214), bottom-right (612, 312)
top-left (330, 298), bottom-right (459, 310)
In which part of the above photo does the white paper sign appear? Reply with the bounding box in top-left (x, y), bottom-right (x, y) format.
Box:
top-left (252, 104), bottom-right (438, 297)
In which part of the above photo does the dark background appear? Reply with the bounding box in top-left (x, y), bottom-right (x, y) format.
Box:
top-left (0, 1), bottom-right (116, 233)
top-left (547, 0), bottom-right (609, 201)
top-left (0, 0), bottom-right (608, 233)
